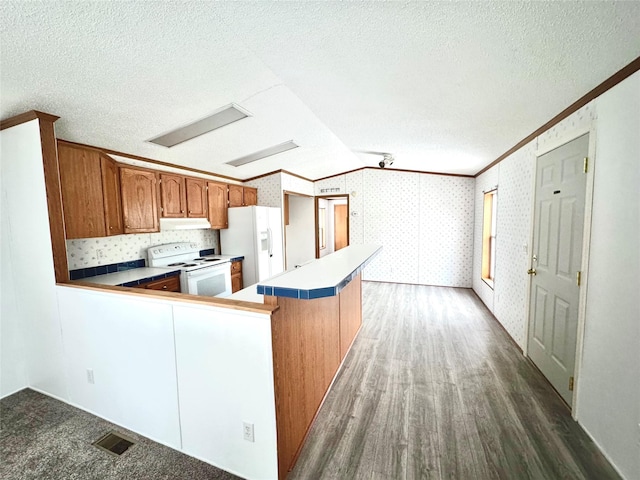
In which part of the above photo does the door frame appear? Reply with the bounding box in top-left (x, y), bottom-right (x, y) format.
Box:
top-left (523, 123), bottom-right (597, 419)
top-left (314, 194), bottom-right (350, 259)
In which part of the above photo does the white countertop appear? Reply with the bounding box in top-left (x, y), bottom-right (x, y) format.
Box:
top-left (78, 267), bottom-right (181, 287)
top-left (256, 244), bottom-right (382, 299)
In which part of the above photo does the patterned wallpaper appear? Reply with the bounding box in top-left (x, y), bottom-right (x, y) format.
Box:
top-left (362, 169), bottom-right (421, 283)
top-left (419, 175), bottom-right (475, 287)
top-left (492, 142), bottom-right (535, 348)
top-left (537, 104), bottom-right (597, 153)
top-left (66, 229), bottom-right (218, 270)
top-left (345, 171), bottom-right (364, 245)
top-left (244, 173), bottom-right (282, 208)
top-left (471, 103), bottom-right (597, 349)
top-left (357, 169), bottom-right (474, 287)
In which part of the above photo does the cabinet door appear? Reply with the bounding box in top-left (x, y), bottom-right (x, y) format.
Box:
top-left (160, 173), bottom-right (186, 218)
top-left (100, 154), bottom-right (124, 236)
top-left (207, 181), bottom-right (228, 229)
top-left (231, 273), bottom-right (242, 293)
top-left (228, 184), bottom-right (244, 207)
top-left (58, 144), bottom-right (106, 239)
top-left (243, 187), bottom-right (258, 206)
top-left (121, 167), bottom-right (159, 233)
top-left (185, 177), bottom-right (208, 218)
top-left (136, 275), bottom-right (180, 292)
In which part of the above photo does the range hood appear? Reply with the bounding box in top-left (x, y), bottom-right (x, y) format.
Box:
top-left (160, 218), bottom-right (212, 231)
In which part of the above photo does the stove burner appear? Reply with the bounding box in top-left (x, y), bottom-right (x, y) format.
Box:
top-left (204, 258), bottom-right (222, 262)
top-left (168, 262), bottom-right (187, 266)
top-left (183, 263), bottom-right (198, 267)
top-left (193, 258), bottom-right (206, 261)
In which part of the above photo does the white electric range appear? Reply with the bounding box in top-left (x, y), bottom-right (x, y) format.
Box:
top-left (147, 242), bottom-right (232, 297)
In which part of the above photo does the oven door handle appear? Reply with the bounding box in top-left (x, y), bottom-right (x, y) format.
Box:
top-left (267, 227), bottom-right (273, 258)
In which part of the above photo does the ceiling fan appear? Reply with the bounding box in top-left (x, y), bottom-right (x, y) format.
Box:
top-left (354, 149), bottom-right (395, 168)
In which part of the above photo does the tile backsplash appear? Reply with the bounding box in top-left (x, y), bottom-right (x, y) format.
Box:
top-left (66, 229), bottom-right (219, 270)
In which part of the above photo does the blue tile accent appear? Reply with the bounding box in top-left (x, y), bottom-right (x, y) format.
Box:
top-left (69, 259), bottom-right (146, 280)
top-left (230, 256), bottom-right (244, 262)
top-left (273, 287), bottom-right (300, 299)
top-left (308, 287), bottom-right (336, 299)
top-left (257, 285), bottom-right (265, 295)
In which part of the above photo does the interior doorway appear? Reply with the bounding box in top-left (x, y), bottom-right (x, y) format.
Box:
top-left (315, 195), bottom-right (349, 258)
top-left (527, 133), bottom-right (589, 407)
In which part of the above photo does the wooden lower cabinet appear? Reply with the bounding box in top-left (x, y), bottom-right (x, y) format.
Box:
top-left (267, 274), bottom-right (362, 479)
top-left (230, 260), bottom-right (243, 293)
top-left (135, 275), bottom-right (180, 292)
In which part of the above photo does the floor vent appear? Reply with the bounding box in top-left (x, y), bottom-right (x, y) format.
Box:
top-left (93, 432), bottom-right (135, 456)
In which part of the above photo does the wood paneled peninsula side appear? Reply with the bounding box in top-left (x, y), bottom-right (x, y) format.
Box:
top-left (257, 244), bottom-right (382, 478)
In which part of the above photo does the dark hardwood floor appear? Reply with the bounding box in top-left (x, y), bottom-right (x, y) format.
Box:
top-left (289, 282), bottom-right (619, 480)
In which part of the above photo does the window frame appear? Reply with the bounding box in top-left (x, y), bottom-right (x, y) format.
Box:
top-left (481, 189), bottom-right (497, 288)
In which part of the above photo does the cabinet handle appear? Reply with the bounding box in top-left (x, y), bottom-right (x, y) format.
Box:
top-left (181, 210), bottom-right (184, 213)
top-left (163, 285), bottom-right (168, 289)
top-left (126, 225), bottom-right (131, 228)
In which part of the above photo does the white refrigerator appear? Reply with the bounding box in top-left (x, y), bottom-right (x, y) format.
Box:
top-left (220, 206), bottom-right (284, 287)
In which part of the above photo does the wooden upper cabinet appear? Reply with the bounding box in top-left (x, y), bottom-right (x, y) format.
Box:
top-left (59, 144), bottom-right (106, 238)
top-left (228, 184), bottom-right (258, 207)
top-left (160, 173), bottom-right (186, 218)
top-left (58, 143), bottom-right (123, 239)
top-left (243, 187), bottom-right (258, 206)
top-left (120, 167), bottom-right (159, 233)
top-left (207, 181), bottom-right (228, 229)
top-left (100, 154), bottom-right (124, 236)
top-left (185, 177), bottom-right (208, 218)
top-left (228, 184), bottom-right (244, 207)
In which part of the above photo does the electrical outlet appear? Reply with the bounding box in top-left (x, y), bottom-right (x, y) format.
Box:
top-left (243, 422), bottom-right (254, 442)
top-left (87, 369), bottom-right (95, 384)
top-left (96, 249), bottom-right (105, 260)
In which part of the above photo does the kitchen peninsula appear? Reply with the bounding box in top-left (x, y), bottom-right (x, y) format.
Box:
top-left (56, 243), bottom-right (381, 480)
top-left (254, 244), bottom-right (381, 477)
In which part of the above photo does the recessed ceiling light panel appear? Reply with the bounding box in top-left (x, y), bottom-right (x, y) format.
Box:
top-left (147, 103), bottom-right (251, 148)
top-left (226, 140), bottom-right (299, 167)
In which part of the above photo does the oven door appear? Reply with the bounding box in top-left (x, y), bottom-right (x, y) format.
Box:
top-left (185, 263), bottom-right (232, 298)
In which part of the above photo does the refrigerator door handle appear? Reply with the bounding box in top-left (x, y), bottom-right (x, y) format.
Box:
top-left (267, 227), bottom-right (273, 257)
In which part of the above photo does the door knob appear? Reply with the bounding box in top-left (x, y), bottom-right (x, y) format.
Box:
top-left (527, 269), bottom-right (537, 276)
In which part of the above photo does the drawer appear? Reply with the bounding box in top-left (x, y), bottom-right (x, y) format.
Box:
top-left (136, 275), bottom-right (180, 292)
top-left (230, 260), bottom-right (242, 274)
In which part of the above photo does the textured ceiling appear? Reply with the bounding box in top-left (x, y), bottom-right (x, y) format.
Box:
top-left (1, 1), bottom-right (639, 180)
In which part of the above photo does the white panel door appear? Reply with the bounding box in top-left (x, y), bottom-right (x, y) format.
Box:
top-left (528, 134), bottom-right (588, 406)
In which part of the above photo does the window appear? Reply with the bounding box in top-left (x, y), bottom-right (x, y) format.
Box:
top-left (318, 207), bottom-right (326, 250)
top-left (482, 189), bottom-right (497, 286)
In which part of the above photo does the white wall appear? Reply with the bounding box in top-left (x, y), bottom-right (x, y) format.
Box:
top-left (577, 72), bottom-right (640, 480)
top-left (245, 173), bottom-right (282, 208)
top-left (56, 286), bottom-right (182, 449)
top-left (285, 195), bottom-right (315, 268)
top-left (0, 120), bottom-right (67, 399)
top-left (174, 304), bottom-right (278, 480)
top-left (55, 285), bottom-right (278, 480)
top-left (471, 74), bottom-right (639, 478)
